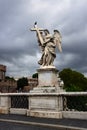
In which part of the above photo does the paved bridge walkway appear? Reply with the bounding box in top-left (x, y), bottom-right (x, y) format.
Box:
top-left (0, 114), bottom-right (87, 130)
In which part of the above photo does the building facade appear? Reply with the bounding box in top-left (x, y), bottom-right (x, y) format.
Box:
top-left (0, 64), bottom-right (17, 93)
top-left (0, 64), bottom-right (6, 81)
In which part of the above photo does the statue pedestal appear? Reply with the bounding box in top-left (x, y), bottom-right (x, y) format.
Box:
top-left (27, 93), bottom-right (63, 119)
top-left (30, 66), bottom-right (64, 93)
top-left (28, 66), bottom-right (64, 118)
top-left (38, 67), bottom-right (59, 87)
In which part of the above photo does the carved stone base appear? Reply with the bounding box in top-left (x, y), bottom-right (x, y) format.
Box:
top-left (30, 86), bottom-right (55, 93)
top-left (29, 67), bottom-right (64, 118)
top-left (37, 67), bottom-right (59, 87)
top-left (30, 66), bottom-right (64, 93)
top-left (27, 110), bottom-right (62, 119)
top-left (27, 93), bottom-right (63, 119)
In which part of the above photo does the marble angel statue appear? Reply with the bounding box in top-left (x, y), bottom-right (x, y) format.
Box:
top-left (31, 22), bottom-right (62, 67)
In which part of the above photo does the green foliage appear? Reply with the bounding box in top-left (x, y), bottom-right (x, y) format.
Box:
top-left (17, 77), bottom-right (28, 90)
top-left (59, 68), bottom-right (87, 91)
top-left (59, 68), bottom-right (87, 111)
top-left (32, 73), bottom-right (38, 78)
top-left (5, 76), bottom-right (15, 81)
top-left (67, 96), bottom-right (87, 111)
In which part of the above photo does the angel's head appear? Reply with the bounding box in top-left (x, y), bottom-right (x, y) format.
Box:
top-left (44, 29), bottom-right (50, 35)
top-left (40, 31), bottom-right (43, 36)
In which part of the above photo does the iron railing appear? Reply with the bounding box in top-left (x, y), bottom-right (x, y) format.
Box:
top-left (62, 92), bottom-right (87, 111)
top-left (11, 95), bottom-right (28, 109)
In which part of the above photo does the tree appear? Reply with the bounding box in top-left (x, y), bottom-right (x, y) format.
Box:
top-left (17, 77), bottom-right (28, 91)
top-left (32, 73), bottom-right (38, 78)
top-left (5, 76), bottom-right (15, 81)
top-left (59, 68), bottom-right (87, 111)
top-left (59, 68), bottom-right (87, 91)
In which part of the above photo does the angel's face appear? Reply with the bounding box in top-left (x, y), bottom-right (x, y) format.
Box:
top-left (44, 30), bottom-right (49, 35)
top-left (40, 31), bottom-right (43, 36)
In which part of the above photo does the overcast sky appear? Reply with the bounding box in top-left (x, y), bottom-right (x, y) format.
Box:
top-left (0, 0), bottom-right (87, 78)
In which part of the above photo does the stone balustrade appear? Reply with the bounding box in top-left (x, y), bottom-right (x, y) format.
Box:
top-left (0, 92), bottom-right (87, 119)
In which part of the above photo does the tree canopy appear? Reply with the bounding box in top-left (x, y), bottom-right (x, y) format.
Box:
top-left (59, 68), bottom-right (87, 111)
top-left (59, 68), bottom-right (87, 92)
top-left (5, 76), bottom-right (15, 81)
top-left (17, 77), bottom-right (28, 90)
top-left (32, 73), bottom-right (38, 78)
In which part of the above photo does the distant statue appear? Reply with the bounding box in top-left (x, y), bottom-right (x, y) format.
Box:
top-left (31, 22), bottom-right (62, 67)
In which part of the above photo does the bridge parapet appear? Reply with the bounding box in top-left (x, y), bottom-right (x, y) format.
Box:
top-left (0, 92), bottom-right (87, 119)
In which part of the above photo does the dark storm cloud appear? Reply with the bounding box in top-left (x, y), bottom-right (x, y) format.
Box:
top-left (0, 0), bottom-right (87, 77)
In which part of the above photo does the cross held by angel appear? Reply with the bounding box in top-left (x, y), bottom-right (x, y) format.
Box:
top-left (31, 22), bottom-right (62, 67)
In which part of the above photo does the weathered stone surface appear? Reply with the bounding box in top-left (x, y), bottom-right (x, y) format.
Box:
top-left (0, 95), bottom-right (10, 114)
top-left (0, 107), bottom-right (9, 114)
top-left (63, 111), bottom-right (87, 120)
top-left (10, 108), bottom-right (27, 115)
top-left (37, 67), bottom-right (59, 87)
top-left (29, 66), bottom-right (64, 118)
top-left (28, 94), bottom-right (63, 118)
top-left (30, 67), bottom-right (64, 93)
top-left (27, 110), bottom-right (62, 119)
top-left (30, 87), bottom-right (56, 93)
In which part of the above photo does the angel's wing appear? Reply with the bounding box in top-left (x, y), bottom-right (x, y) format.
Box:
top-left (53, 30), bottom-right (62, 52)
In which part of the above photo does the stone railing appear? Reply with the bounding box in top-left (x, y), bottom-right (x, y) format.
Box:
top-left (0, 93), bottom-right (29, 115)
top-left (0, 92), bottom-right (87, 119)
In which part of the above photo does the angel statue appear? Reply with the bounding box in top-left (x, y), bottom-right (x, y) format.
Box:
top-left (31, 22), bottom-right (62, 67)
